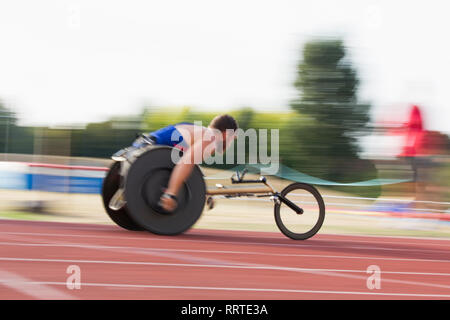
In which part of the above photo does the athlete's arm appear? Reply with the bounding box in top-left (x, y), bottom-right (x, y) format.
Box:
top-left (160, 137), bottom-right (215, 211)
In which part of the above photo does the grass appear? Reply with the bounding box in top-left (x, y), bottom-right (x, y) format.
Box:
top-left (0, 211), bottom-right (57, 221)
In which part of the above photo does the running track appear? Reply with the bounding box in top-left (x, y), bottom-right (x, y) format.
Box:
top-left (0, 219), bottom-right (449, 299)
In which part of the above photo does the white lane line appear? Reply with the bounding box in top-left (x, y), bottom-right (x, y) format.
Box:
top-left (318, 232), bottom-right (450, 242)
top-left (18, 255), bottom-right (449, 292)
top-left (3, 233), bottom-right (450, 294)
top-left (8, 222), bottom-right (450, 248)
top-left (2, 257), bottom-right (450, 279)
top-left (308, 235), bottom-right (450, 248)
top-left (3, 237), bottom-right (450, 291)
top-left (196, 230), bottom-right (450, 248)
top-left (192, 229), bottom-right (450, 247)
top-left (7, 235), bottom-right (450, 293)
top-left (3, 220), bottom-right (450, 242)
top-left (3, 281), bottom-right (450, 298)
top-left (0, 231), bottom-right (448, 255)
top-left (7, 235), bottom-right (450, 289)
top-left (1, 240), bottom-right (450, 264)
top-left (0, 269), bottom-right (75, 300)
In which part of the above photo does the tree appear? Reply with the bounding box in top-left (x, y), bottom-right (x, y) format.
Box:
top-left (235, 107), bottom-right (255, 131)
top-left (289, 39), bottom-right (372, 181)
top-left (0, 101), bottom-right (18, 155)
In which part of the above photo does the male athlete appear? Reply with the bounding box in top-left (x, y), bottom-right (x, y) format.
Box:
top-left (110, 114), bottom-right (238, 212)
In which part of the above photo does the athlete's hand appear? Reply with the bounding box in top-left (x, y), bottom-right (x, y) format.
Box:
top-left (159, 193), bottom-right (177, 212)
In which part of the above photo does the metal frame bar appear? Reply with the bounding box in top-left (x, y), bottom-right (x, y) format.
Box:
top-left (206, 173), bottom-right (304, 215)
top-left (206, 173), bottom-right (276, 196)
top-left (206, 185), bottom-right (272, 196)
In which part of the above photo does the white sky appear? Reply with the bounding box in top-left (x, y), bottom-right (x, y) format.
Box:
top-left (0, 0), bottom-right (449, 134)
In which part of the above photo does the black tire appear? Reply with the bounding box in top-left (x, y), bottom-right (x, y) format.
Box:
top-left (101, 161), bottom-right (144, 231)
top-left (274, 183), bottom-right (325, 240)
top-left (125, 146), bottom-right (206, 236)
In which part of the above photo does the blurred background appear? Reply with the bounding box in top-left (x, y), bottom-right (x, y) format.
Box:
top-left (0, 0), bottom-right (448, 237)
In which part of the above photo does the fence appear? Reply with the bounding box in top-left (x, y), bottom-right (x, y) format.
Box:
top-left (0, 161), bottom-right (108, 194)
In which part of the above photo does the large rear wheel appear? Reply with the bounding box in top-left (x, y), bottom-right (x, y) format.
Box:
top-left (101, 161), bottom-right (144, 231)
top-left (125, 146), bottom-right (206, 236)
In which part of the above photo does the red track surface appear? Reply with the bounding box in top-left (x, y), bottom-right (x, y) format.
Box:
top-left (0, 219), bottom-right (449, 299)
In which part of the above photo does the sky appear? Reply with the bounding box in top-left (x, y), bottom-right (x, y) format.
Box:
top-left (0, 0), bottom-right (449, 134)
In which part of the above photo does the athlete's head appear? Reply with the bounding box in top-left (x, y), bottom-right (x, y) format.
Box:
top-left (209, 114), bottom-right (238, 132)
top-left (208, 114), bottom-right (238, 152)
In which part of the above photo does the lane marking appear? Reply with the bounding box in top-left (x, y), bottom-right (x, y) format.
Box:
top-left (2, 220), bottom-right (450, 242)
top-left (2, 257), bottom-right (450, 279)
top-left (194, 229), bottom-right (450, 247)
top-left (1, 240), bottom-right (450, 264)
top-left (1, 280), bottom-right (449, 298)
top-left (2, 221), bottom-right (450, 249)
top-left (3, 236), bottom-right (450, 292)
top-left (1, 231), bottom-right (449, 255)
top-left (0, 269), bottom-right (75, 300)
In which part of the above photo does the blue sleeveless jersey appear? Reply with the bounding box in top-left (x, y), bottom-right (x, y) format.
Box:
top-left (147, 122), bottom-right (192, 148)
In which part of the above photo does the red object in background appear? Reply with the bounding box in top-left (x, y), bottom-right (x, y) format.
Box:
top-left (398, 105), bottom-right (425, 157)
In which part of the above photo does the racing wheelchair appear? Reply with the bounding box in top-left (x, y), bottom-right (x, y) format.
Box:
top-left (102, 136), bottom-right (326, 240)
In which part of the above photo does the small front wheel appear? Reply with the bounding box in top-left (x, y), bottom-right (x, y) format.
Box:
top-left (274, 183), bottom-right (325, 240)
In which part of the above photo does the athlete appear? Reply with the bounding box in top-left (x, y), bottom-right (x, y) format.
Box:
top-left (110, 114), bottom-right (238, 212)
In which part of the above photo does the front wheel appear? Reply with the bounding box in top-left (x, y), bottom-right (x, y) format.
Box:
top-left (274, 183), bottom-right (325, 240)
